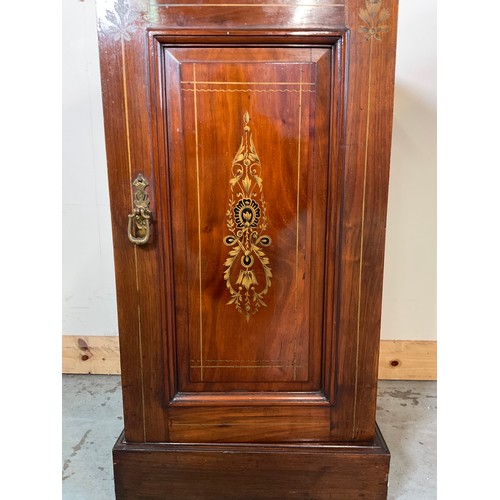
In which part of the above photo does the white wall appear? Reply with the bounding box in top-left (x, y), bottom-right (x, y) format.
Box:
top-left (62, 0), bottom-right (436, 340)
top-left (62, 0), bottom-right (118, 335)
top-left (381, 0), bottom-right (437, 340)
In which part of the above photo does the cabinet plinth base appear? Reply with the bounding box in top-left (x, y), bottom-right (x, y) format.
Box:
top-left (112, 424), bottom-right (390, 499)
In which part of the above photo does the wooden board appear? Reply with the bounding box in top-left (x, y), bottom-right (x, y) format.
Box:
top-left (62, 335), bottom-right (121, 375)
top-left (62, 336), bottom-right (436, 380)
top-left (377, 340), bottom-right (437, 380)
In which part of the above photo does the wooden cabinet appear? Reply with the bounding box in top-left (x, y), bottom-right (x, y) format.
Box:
top-left (96, 0), bottom-right (398, 497)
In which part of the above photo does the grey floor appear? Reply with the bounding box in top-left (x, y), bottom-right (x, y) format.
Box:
top-left (62, 375), bottom-right (436, 499)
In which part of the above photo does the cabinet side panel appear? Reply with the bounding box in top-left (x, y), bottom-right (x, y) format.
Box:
top-left (97, 1), bottom-right (170, 442)
top-left (331, 0), bottom-right (399, 441)
top-left (96, 21), bottom-right (147, 442)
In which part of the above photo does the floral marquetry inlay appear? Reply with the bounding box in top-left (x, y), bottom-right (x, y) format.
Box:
top-left (104, 0), bottom-right (159, 41)
top-left (223, 112), bottom-right (272, 322)
top-left (358, 0), bottom-right (390, 41)
top-left (104, 0), bottom-right (141, 41)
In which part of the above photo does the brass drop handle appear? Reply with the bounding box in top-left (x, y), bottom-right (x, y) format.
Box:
top-left (127, 174), bottom-right (152, 246)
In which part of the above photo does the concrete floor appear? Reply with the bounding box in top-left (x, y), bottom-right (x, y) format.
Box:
top-left (62, 375), bottom-right (436, 499)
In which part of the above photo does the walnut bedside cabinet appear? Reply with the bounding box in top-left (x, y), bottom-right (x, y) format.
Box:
top-left (96, 0), bottom-right (398, 498)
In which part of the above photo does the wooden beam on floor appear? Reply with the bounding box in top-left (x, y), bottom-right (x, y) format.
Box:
top-left (62, 336), bottom-right (436, 380)
top-left (377, 340), bottom-right (436, 380)
top-left (62, 335), bottom-right (121, 375)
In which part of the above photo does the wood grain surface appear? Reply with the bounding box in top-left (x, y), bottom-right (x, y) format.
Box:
top-left (113, 425), bottom-right (390, 499)
top-left (163, 46), bottom-right (331, 391)
top-left (95, 0), bottom-right (399, 444)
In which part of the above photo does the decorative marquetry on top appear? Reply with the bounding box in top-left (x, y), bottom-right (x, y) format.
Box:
top-left (358, 0), bottom-right (390, 41)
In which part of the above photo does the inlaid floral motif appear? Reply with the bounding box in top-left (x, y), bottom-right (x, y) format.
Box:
top-left (234, 199), bottom-right (261, 228)
top-left (223, 112), bottom-right (272, 321)
top-left (358, 0), bottom-right (390, 41)
top-left (105, 0), bottom-right (141, 42)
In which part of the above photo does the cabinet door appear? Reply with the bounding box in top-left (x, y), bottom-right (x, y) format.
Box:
top-left (157, 44), bottom-right (336, 441)
top-left (97, 0), bottom-right (398, 444)
top-left (165, 46), bottom-right (330, 390)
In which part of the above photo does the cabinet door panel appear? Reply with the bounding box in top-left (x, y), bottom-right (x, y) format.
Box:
top-left (163, 47), bottom-right (332, 394)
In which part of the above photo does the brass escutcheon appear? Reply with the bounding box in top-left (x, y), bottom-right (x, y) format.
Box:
top-left (127, 174), bottom-right (152, 245)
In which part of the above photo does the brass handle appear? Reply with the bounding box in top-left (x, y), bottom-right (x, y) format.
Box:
top-left (127, 174), bottom-right (152, 246)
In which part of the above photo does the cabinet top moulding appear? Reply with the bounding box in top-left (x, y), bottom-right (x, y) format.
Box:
top-left (147, 29), bottom-right (347, 44)
top-left (96, 0), bottom-right (348, 33)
